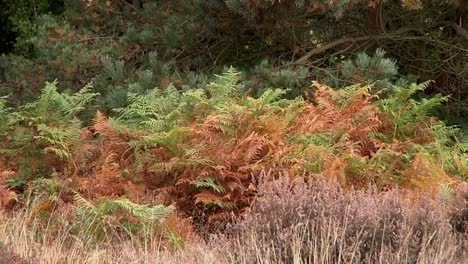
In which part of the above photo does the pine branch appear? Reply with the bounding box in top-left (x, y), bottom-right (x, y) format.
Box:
top-left (292, 28), bottom-right (424, 65)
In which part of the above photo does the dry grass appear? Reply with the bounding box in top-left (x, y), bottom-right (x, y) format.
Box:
top-left (0, 210), bottom-right (220, 264)
top-left (0, 178), bottom-right (467, 264)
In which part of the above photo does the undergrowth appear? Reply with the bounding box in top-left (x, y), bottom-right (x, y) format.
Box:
top-left (0, 177), bottom-right (466, 264)
top-left (0, 68), bottom-right (466, 257)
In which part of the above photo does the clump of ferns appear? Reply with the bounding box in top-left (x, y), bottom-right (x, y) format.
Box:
top-left (70, 193), bottom-right (175, 245)
top-left (378, 81), bottom-right (466, 180)
top-left (1, 82), bottom-right (98, 189)
top-left (425, 123), bottom-right (468, 180)
top-left (377, 82), bottom-right (448, 140)
top-left (115, 67), bottom-right (297, 134)
top-left (116, 68), bottom-right (300, 204)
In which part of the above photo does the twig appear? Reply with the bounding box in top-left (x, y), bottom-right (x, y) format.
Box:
top-left (293, 35), bottom-right (375, 65)
top-left (451, 23), bottom-right (468, 41)
top-left (291, 26), bottom-right (466, 65)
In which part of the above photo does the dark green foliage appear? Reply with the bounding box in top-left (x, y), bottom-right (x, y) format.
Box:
top-left (326, 48), bottom-right (398, 92)
top-left (0, 0), bottom-right (465, 123)
top-left (1, 0), bottom-right (64, 55)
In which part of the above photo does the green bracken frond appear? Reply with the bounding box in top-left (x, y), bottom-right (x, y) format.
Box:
top-left (71, 193), bottom-right (175, 242)
top-left (22, 81), bottom-right (99, 119)
top-left (191, 177), bottom-right (226, 194)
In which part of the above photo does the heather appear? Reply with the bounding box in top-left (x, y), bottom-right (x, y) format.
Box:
top-left (0, 0), bottom-right (467, 263)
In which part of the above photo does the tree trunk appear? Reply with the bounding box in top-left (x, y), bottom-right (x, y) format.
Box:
top-left (367, 0), bottom-right (382, 52)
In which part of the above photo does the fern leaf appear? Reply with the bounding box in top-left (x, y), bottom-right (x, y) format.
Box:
top-left (190, 177), bottom-right (226, 194)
